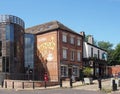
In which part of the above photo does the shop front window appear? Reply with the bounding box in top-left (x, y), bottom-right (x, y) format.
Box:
top-left (61, 65), bottom-right (68, 77)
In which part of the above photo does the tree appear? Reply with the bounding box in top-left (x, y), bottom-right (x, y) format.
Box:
top-left (97, 41), bottom-right (114, 65)
top-left (98, 41), bottom-right (113, 51)
top-left (112, 43), bottom-right (120, 65)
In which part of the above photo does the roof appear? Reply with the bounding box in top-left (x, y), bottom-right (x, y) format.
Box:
top-left (85, 42), bottom-right (107, 52)
top-left (25, 20), bottom-right (81, 36)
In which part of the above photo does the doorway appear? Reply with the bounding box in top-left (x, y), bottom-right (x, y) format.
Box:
top-left (68, 68), bottom-right (72, 77)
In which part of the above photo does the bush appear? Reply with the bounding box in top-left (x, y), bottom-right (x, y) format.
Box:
top-left (83, 67), bottom-right (92, 77)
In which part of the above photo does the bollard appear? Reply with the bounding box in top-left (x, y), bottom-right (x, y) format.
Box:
top-left (1, 81), bottom-right (3, 88)
top-left (33, 82), bottom-right (35, 89)
top-left (5, 81), bottom-right (7, 88)
top-left (45, 81), bottom-right (47, 88)
top-left (60, 78), bottom-right (62, 87)
top-left (70, 78), bottom-right (73, 88)
top-left (12, 82), bottom-right (14, 89)
top-left (119, 80), bottom-right (120, 87)
top-left (98, 78), bottom-right (102, 90)
top-left (22, 82), bottom-right (24, 89)
top-left (112, 80), bottom-right (117, 91)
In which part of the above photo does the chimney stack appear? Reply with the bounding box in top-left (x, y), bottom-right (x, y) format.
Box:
top-left (88, 35), bottom-right (94, 44)
top-left (80, 31), bottom-right (85, 39)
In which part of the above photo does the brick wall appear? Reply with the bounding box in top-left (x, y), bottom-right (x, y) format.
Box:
top-left (108, 65), bottom-right (120, 77)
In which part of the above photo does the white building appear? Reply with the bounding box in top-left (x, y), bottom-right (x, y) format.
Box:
top-left (81, 33), bottom-right (108, 78)
top-left (83, 42), bottom-right (107, 61)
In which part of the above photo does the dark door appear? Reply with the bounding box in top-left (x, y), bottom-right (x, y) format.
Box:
top-left (68, 68), bottom-right (72, 77)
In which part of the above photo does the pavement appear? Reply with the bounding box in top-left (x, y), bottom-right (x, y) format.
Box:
top-left (0, 78), bottom-right (120, 94)
top-left (71, 78), bottom-right (120, 94)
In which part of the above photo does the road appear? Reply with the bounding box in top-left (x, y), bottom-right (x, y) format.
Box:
top-left (0, 88), bottom-right (105, 94)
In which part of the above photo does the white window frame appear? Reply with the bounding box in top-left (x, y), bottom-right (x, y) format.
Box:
top-left (77, 51), bottom-right (81, 62)
top-left (70, 35), bottom-right (75, 44)
top-left (62, 33), bottom-right (67, 43)
top-left (61, 65), bottom-right (68, 77)
top-left (77, 38), bottom-right (81, 46)
top-left (70, 50), bottom-right (75, 61)
top-left (62, 47), bottom-right (68, 59)
top-left (72, 66), bottom-right (79, 77)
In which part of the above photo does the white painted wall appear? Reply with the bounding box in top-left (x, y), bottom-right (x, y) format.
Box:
top-left (83, 42), bottom-right (107, 61)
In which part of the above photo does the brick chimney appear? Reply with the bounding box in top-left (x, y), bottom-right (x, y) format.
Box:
top-left (88, 35), bottom-right (94, 44)
top-left (80, 31), bottom-right (85, 39)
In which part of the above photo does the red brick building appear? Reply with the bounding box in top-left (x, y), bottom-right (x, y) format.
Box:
top-left (107, 65), bottom-right (120, 77)
top-left (25, 21), bottom-right (83, 81)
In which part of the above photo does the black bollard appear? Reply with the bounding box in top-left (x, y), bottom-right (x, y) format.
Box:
top-left (45, 81), bottom-right (47, 88)
top-left (1, 81), bottom-right (3, 88)
top-left (22, 82), bottom-right (24, 89)
top-left (98, 78), bottom-right (102, 90)
top-left (12, 82), bottom-right (14, 89)
top-left (112, 80), bottom-right (117, 91)
top-left (70, 78), bottom-right (73, 88)
top-left (5, 81), bottom-right (7, 88)
top-left (60, 78), bottom-right (62, 87)
top-left (33, 82), bottom-right (34, 89)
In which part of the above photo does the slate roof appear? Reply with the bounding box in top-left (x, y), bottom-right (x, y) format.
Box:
top-left (25, 20), bottom-right (80, 35)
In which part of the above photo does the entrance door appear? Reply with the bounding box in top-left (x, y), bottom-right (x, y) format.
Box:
top-left (68, 68), bottom-right (72, 77)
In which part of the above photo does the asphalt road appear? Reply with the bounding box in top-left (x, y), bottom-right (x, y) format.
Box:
top-left (0, 89), bottom-right (105, 94)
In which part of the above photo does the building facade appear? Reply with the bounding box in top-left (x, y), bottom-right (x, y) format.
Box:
top-left (82, 34), bottom-right (107, 78)
top-left (25, 21), bottom-right (83, 81)
top-left (0, 15), bottom-right (25, 81)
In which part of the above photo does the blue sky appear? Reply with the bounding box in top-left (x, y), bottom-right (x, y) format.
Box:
top-left (0, 0), bottom-right (120, 47)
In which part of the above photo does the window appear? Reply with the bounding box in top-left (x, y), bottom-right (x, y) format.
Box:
top-left (72, 66), bottom-right (79, 77)
top-left (77, 38), bottom-right (81, 46)
top-left (24, 34), bottom-right (34, 69)
top-left (94, 54), bottom-right (97, 58)
top-left (102, 53), bottom-right (107, 60)
top-left (91, 48), bottom-right (93, 57)
top-left (61, 65), bottom-right (68, 77)
top-left (6, 24), bottom-right (14, 41)
top-left (70, 50), bottom-right (75, 61)
top-left (70, 36), bottom-right (74, 44)
top-left (62, 48), bottom-right (67, 59)
top-left (2, 57), bottom-right (9, 72)
top-left (77, 51), bottom-right (81, 61)
top-left (62, 33), bottom-right (67, 43)
top-left (98, 50), bottom-right (100, 59)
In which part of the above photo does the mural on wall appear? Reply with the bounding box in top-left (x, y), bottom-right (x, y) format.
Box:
top-left (37, 36), bottom-right (56, 62)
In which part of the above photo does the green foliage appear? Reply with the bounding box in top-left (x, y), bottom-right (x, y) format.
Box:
top-left (98, 41), bottom-right (113, 51)
top-left (83, 67), bottom-right (92, 77)
top-left (97, 41), bottom-right (115, 65)
top-left (112, 43), bottom-right (120, 65)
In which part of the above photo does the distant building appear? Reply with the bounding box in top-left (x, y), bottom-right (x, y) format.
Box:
top-left (81, 32), bottom-right (107, 78)
top-left (25, 21), bottom-right (83, 81)
top-left (0, 15), bottom-right (25, 82)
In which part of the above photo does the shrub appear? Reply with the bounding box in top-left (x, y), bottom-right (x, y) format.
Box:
top-left (83, 67), bottom-right (92, 77)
